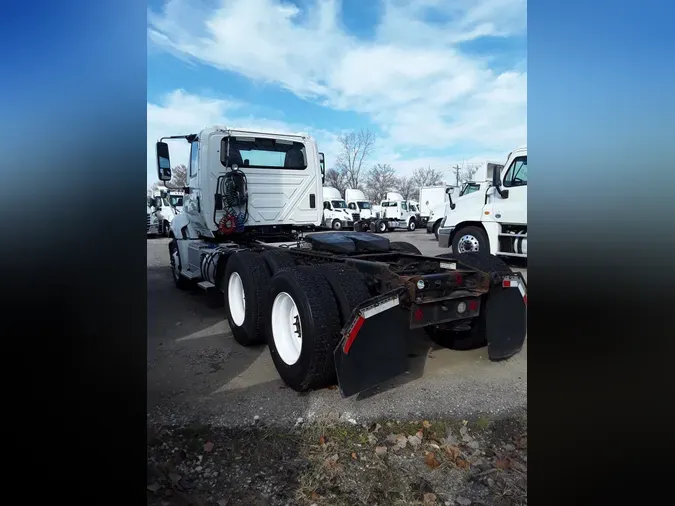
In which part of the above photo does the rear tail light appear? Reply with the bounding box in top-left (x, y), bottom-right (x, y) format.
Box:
top-left (414, 308), bottom-right (424, 321)
top-left (468, 300), bottom-right (478, 312)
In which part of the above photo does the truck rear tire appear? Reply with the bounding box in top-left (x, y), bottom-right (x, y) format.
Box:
top-left (452, 225), bottom-right (489, 255)
top-left (223, 251), bottom-right (271, 347)
top-left (390, 241), bottom-right (422, 255)
top-left (260, 248), bottom-right (296, 275)
top-left (424, 252), bottom-right (513, 350)
top-left (168, 239), bottom-right (191, 290)
top-left (375, 219), bottom-right (387, 233)
top-left (266, 266), bottom-right (343, 391)
top-left (315, 263), bottom-right (372, 326)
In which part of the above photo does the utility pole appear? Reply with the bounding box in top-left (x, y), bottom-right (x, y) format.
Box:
top-left (452, 164), bottom-right (461, 187)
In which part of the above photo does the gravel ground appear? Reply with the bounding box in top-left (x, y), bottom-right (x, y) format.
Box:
top-left (147, 229), bottom-right (527, 505)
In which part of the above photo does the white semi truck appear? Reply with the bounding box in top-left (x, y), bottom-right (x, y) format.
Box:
top-left (344, 188), bottom-right (403, 233)
top-left (147, 187), bottom-right (182, 236)
top-left (380, 192), bottom-right (419, 231)
top-left (153, 126), bottom-right (527, 397)
top-left (322, 187), bottom-right (354, 230)
top-left (437, 147), bottom-right (527, 258)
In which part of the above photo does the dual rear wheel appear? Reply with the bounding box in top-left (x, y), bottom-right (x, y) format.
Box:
top-left (222, 250), bottom-right (371, 391)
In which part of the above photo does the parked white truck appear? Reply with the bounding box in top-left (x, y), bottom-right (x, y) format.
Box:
top-left (147, 187), bottom-right (182, 236)
top-left (345, 189), bottom-right (376, 220)
top-left (153, 127), bottom-right (527, 397)
top-left (322, 187), bottom-right (354, 230)
top-left (380, 192), bottom-right (419, 231)
top-left (345, 188), bottom-right (404, 233)
top-left (437, 147), bottom-right (527, 258)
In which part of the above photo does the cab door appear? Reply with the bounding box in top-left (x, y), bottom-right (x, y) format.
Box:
top-left (492, 154), bottom-right (527, 226)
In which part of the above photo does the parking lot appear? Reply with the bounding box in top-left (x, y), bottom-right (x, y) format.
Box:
top-left (147, 229), bottom-right (527, 429)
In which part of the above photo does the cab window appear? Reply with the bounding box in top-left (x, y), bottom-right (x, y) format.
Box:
top-left (503, 156), bottom-right (527, 188)
top-left (189, 141), bottom-right (199, 178)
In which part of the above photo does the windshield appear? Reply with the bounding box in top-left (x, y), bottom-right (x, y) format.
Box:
top-left (460, 183), bottom-right (481, 197)
top-left (222, 136), bottom-right (307, 170)
top-left (332, 200), bottom-right (347, 209)
top-left (169, 195), bottom-right (183, 207)
top-left (357, 201), bottom-right (371, 210)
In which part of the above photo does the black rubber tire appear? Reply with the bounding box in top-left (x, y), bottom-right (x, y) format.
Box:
top-left (390, 241), bottom-right (422, 255)
top-left (332, 219), bottom-right (342, 230)
top-left (424, 252), bottom-right (513, 350)
top-left (260, 248), bottom-right (296, 276)
top-left (223, 251), bottom-right (272, 347)
top-left (375, 219), bottom-right (387, 233)
top-left (408, 218), bottom-right (416, 231)
top-left (314, 263), bottom-right (372, 326)
top-left (451, 225), bottom-right (489, 255)
top-left (266, 266), bottom-right (343, 391)
top-left (168, 239), bottom-right (191, 290)
top-left (451, 251), bottom-right (513, 275)
top-left (433, 220), bottom-right (441, 241)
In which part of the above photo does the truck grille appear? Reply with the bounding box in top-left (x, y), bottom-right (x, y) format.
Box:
top-left (146, 213), bottom-right (150, 230)
top-left (352, 213), bottom-right (360, 222)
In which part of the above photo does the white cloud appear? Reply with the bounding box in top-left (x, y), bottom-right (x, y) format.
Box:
top-left (147, 0), bottom-right (526, 184)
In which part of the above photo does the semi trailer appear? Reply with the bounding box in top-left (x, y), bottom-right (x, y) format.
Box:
top-left (154, 127), bottom-right (527, 397)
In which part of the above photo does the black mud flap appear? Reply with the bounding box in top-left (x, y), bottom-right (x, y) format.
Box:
top-left (486, 274), bottom-right (527, 361)
top-left (334, 290), bottom-right (409, 397)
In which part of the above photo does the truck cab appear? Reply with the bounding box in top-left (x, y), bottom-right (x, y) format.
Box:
top-left (155, 126), bottom-right (325, 269)
top-left (345, 188), bottom-right (376, 220)
top-left (438, 147), bottom-right (527, 258)
top-left (322, 187), bottom-right (354, 230)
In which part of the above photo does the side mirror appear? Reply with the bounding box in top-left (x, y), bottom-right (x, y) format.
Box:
top-left (319, 152), bottom-right (325, 184)
top-left (492, 165), bottom-right (509, 199)
top-left (156, 141), bottom-right (172, 181)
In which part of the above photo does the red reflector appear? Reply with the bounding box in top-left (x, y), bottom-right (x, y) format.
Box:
top-left (468, 299), bottom-right (478, 312)
top-left (523, 294), bottom-right (527, 306)
top-left (414, 308), bottom-right (424, 321)
top-left (455, 274), bottom-right (463, 285)
top-left (343, 316), bottom-right (365, 354)
top-left (502, 279), bottom-right (511, 287)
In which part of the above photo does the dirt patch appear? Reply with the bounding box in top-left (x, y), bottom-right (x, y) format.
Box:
top-left (147, 413), bottom-right (526, 506)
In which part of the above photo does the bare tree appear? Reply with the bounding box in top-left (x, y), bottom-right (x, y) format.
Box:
top-left (412, 166), bottom-right (444, 188)
top-left (364, 163), bottom-right (397, 203)
top-left (452, 162), bottom-right (482, 186)
top-left (324, 168), bottom-right (348, 195)
top-left (396, 176), bottom-right (416, 200)
top-left (460, 163), bottom-right (480, 183)
top-left (405, 166), bottom-right (446, 200)
top-left (334, 129), bottom-right (376, 190)
top-left (169, 164), bottom-right (188, 188)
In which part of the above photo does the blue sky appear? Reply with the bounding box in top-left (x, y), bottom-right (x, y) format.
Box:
top-left (147, 0), bottom-right (527, 185)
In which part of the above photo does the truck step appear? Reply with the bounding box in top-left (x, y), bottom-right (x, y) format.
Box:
top-left (197, 281), bottom-right (216, 290)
